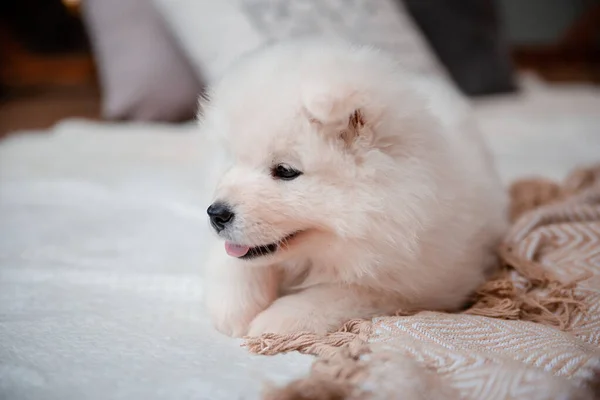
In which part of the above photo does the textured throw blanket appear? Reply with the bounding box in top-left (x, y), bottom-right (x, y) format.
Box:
top-left (245, 166), bottom-right (600, 400)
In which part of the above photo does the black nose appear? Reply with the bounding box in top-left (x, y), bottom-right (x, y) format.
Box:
top-left (207, 202), bottom-right (234, 233)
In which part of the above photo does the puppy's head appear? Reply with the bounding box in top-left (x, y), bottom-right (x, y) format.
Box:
top-left (201, 41), bottom-right (438, 262)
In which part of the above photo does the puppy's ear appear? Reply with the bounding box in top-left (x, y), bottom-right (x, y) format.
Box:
top-left (302, 86), bottom-right (377, 148)
top-left (339, 109), bottom-right (367, 147)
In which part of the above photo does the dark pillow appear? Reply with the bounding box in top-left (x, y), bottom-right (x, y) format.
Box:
top-left (402, 0), bottom-right (518, 96)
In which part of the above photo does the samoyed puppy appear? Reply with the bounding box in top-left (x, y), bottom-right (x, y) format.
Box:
top-left (199, 40), bottom-right (507, 337)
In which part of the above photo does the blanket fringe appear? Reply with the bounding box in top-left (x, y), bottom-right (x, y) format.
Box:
top-left (464, 246), bottom-right (589, 330)
top-left (246, 320), bottom-right (371, 400)
top-left (244, 319), bottom-right (369, 357)
top-left (508, 164), bottom-right (600, 222)
top-left (262, 378), bottom-right (351, 400)
top-left (462, 165), bottom-right (600, 329)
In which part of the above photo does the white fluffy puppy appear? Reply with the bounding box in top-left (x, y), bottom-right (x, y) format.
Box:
top-left (200, 40), bottom-right (507, 337)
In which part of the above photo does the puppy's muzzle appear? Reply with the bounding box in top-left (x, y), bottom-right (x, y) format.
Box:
top-left (207, 202), bottom-right (234, 233)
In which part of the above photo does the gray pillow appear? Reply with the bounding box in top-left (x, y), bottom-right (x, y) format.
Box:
top-left (152, 0), bottom-right (449, 84)
top-left (82, 0), bottom-right (202, 122)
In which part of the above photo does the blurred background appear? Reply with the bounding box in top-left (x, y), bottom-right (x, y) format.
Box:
top-left (0, 0), bottom-right (599, 137)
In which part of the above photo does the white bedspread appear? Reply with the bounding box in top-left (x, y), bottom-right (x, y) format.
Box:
top-left (1, 77), bottom-right (599, 400)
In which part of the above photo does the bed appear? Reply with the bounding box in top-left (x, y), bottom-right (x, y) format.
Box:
top-left (1, 75), bottom-right (599, 399)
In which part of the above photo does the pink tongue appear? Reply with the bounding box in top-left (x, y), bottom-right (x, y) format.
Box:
top-left (225, 242), bottom-right (250, 257)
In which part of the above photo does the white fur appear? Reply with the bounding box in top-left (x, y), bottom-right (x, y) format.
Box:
top-left (200, 40), bottom-right (508, 337)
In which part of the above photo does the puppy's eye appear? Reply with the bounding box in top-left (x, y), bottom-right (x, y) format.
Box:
top-left (271, 164), bottom-right (302, 181)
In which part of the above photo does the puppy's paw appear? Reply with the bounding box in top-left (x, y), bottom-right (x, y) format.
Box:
top-left (203, 251), bottom-right (279, 337)
top-left (210, 313), bottom-right (255, 338)
top-left (206, 296), bottom-right (265, 338)
top-left (247, 297), bottom-right (338, 336)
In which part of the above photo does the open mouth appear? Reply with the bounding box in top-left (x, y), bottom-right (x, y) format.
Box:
top-left (224, 232), bottom-right (299, 259)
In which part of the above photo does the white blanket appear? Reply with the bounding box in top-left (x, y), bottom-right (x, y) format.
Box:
top-left (1, 77), bottom-right (600, 399)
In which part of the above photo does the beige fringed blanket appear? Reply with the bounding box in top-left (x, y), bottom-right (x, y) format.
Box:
top-left (245, 166), bottom-right (600, 400)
